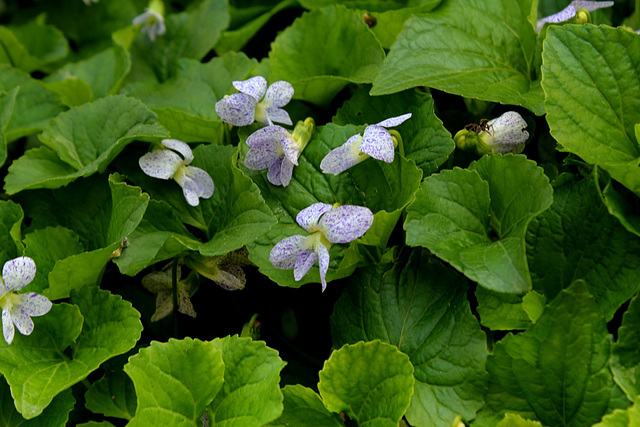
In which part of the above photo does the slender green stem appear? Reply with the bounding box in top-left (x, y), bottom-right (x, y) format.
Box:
top-left (172, 257), bottom-right (179, 337)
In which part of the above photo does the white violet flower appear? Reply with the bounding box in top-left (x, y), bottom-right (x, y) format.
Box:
top-left (536, 1), bottom-right (613, 33)
top-left (133, 7), bottom-right (166, 42)
top-left (320, 113), bottom-right (411, 175)
top-left (454, 111), bottom-right (529, 155)
top-left (0, 257), bottom-right (52, 345)
top-left (215, 76), bottom-right (293, 127)
top-left (269, 203), bottom-right (373, 291)
top-left (139, 139), bottom-right (214, 207)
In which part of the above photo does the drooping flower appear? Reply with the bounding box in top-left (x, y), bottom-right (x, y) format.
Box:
top-left (536, 1), bottom-right (613, 33)
top-left (185, 247), bottom-right (251, 291)
top-left (142, 263), bottom-right (196, 322)
top-left (244, 118), bottom-right (314, 186)
top-left (215, 76), bottom-right (293, 127)
top-left (132, 0), bottom-right (166, 42)
top-left (320, 113), bottom-right (412, 175)
top-left (0, 257), bottom-right (52, 345)
top-left (139, 139), bottom-right (214, 207)
top-left (454, 111), bottom-right (529, 155)
top-left (269, 203), bottom-right (373, 291)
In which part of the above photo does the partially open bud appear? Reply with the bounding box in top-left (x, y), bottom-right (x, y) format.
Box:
top-left (456, 112), bottom-right (529, 155)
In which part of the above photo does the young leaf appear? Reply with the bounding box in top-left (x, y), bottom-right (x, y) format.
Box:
top-left (267, 385), bottom-right (344, 427)
top-left (0, 380), bottom-right (75, 427)
top-left (593, 397), bottom-right (640, 427)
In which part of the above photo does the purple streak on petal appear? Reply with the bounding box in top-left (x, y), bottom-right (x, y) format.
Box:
top-left (161, 139), bottom-right (193, 164)
top-left (316, 242), bottom-right (330, 292)
top-left (359, 125), bottom-right (394, 163)
top-left (375, 113), bottom-right (412, 128)
top-left (296, 203), bottom-right (333, 232)
top-left (233, 76), bottom-right (267, 101)
top-left (280, 133), bottom-right (300, 165)
top-left (320, 205), bottom-right (374, 244)
top-left (266, 107), bottom-right (293, 126)
top-left (294, 250), bottom-right (318, 281)
top-left (537, 5), bottom-right (576, 31)
top-left (265, 81), bottom-right (294, 107)
top-left (185, 166), bottom-right (214, 199)
top-left (215, 93), bottom-right (258, 126)
top-left (139, 149), bottom-right (182, 179)
top-left (270, 235), bottom-right (309, 269)
top-left (280, 157), bottom-right (295, 187)
top-left (245, 143), bottom-right (281, 170)
top-left (216, 265), bottom-right (246, 290)
top-left (18, 293), bottom-right (52, 316)
top-left (181, 176), bottom-right (201, 206)
top-left (571, 1), bottom-right (614, 11)
top-left (2, 310), bottom-right (14, 344)
top-left (10, 306), bottom-right (34, 336)
top-left (267, 157), bottom-right (284, 186)
top-left (2, 257), bottom-right (36, 292)
top-left (320, 134), bottom-right (365, 175)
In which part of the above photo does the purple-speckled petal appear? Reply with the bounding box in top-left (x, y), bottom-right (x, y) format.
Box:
top-left (245, 143), bottom-right (280, 170)
top-left (132, 9), bottom-right (151, 26)
top-left (17, 293), bottom-right (52, 316)
top-left (484, 111), bottom-right (529, 154)
top-left (265, 81), bottom-right (294, 107)
top-left (316, 242), bottom-right (330, 292)
top-left (320, 134), bottom-right (367, 175)
top-left (10, 305), bottom-right (34, 336)
top-left (267, 157), bottom-right (284, 186)
top-left (270, 235), bottom-right (308, 269)
top-left (280, 157), bottom-right (295, 187)
top-left (319, 205), bottom-right (374, 244)
top-left (177, 287), bottom-right (196, 317)
top-left (215, 265), bottom-right (246, 290)
top-left (571, 0), bottom-right (614, 11)
top-left (375, 113), bottom-right (412, 128)
top-left (161, 139), bottom-right (193, 164)
top-left (139, 149), bottom-right (182, 179)
top-left (215, 93), bottom-right (258, 126)
top-left (296, 203), bottom-right (333, 232)
top-left (233, 76), bottom-right (267, 101)
top-left (2, 257), bottom-right (36, 293)
top-left (280, 133), bottom-right (300, 165)
top-left (181, 175), bottom-right (202, 206)
top-left (266, 107), bottom-right (293, 126)
top-left (246, 125), bottom-right (286, 148)
top-left (142, 270), bottom-right (172, 292)
top-left (294, 250), bottom-right (318, 281)
top-left (536, 5), bottom-right (576, 32)
top-left (2, 309), bottom-right (14, 344)
top-left (185, 166), bottom-right (214, 199)
top-left (359, 125), bottom-right (395, 163)
top-left (151, 292), bottom-right (172, 322)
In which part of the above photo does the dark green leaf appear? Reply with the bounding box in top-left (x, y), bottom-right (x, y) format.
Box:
top-left (267, 385), bottom-right (343, 427)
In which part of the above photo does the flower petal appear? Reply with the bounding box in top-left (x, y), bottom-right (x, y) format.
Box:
top-left (320, 134), bottom-right (367, 175)
top-left (359, 125), bottom-right (395, 163)
top-left (215, 93), bottom-right (258, 126)
top-left (185, 166), bottom-right (214, 199)
top-left (270, 235), bottom-right (309, 269)
top-left (2, 257), bottom-right (36, 293)
top-left (233, 76), bottom-right (267, 101)
top-left (294, 250), bottom-right (318, 281)
top-left (265, 81), bottom-right (294, 107)
top-left (279, 157), bottom-right (295, 187)
top-left (246, 125), bottom-right (286, 148)
top-left (2, 309), bottom-right (14, 345)
top-left (319, 205), bottom-right (374, 244)
top-left (215, 265), bottom-right (246, 290)
top-left (485, 111), bottom-right (529, 154)
top-left (132, 10), bottom-right (151, 25)
top-left (142, 270), bottom-right (173, 292)
top-left (316, 242), bottom-right (330, 292)
top-left (139, 149), bottom-right (183, 179)
top-left (16, 293), bottom-right (52, 317)
top-left (181, 176), bottom-right (203, 206)
top-left (570, 0), bottom-right (614, 11)
top-left (177, 287), bottom-right (197, 317)
top-left (536, 5), bottom-right (576, 32)
top-left (267, 157), bottom-right (284, 186)
top-left (161, 139), bottom-right (194, 164)
top-left (280, 133), bottom-right (300, 165)
top-left (9, 305), bottom-right (34, 336)
top-left (266, 107), bottom-right (293, 126)
top-left (151, 292), bottom-right (173, 322)
top-left (375, 113), bottom-right (412, 128)
top-left (296, 203), bottom-right (333, 232)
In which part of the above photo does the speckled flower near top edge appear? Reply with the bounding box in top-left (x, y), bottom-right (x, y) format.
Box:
top-left (480, 111), bottom-right (529, 154)
top-left (269, 203), bottom-right (373, 291)
top-left (536, 1), bottom-right (614, 32)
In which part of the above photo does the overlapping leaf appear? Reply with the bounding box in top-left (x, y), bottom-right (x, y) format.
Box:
top-left (0, 87), bottom-right (18, 168)
top-left (611, 293), bottom-right (640, 401)
top-left (267, 385), bottom-right (344, 427)
top-left (0, 380), bottom-right (75, 427)
top-left (0, 200), bottom-right (24, 266)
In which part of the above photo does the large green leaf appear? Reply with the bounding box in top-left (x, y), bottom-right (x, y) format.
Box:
top-left (267, 385), bottom-right (344, 427)
top-left (318, 340), bottom-right (414, 427)
top-left (85, 365), bottom-right (137, 420)
top-left (526, 174), bottom-right (640, 321)
top-left (125, 338), bottom-right (225, 427)
top-left (372, 0), bottom-right (544, 114)
top-left (474, 281), bottom-right (615, 427)
top-left (207, 336), bottom-right (286, 427)
top-left (0, 87), bottom-right (18, 168)
top-left (405, 154), bottom-right (553, 293)
top-left (0, 380), bottom-right (75, 427)
top-left (542, 25), bottom-right (640, 195)
top-left (268, 5), bottom-right (386, 105)
top-left (331, 250), bottom-right (488, 427)
top-left (611, 293), bottom-right (640, 401)
top-left (0, 200), bottom-right (24, 267)
top-left (0, 287), bottom-right (142, 419)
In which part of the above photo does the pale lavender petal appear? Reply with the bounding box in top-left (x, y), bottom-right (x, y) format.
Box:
top-left (359, 125), bottom-right (394, 163)
top-left (294, 250), bottom-right (318, 281)
top-left (270, 235), bottom-right (309, 269)
top-left (2, 257), bottom-right (36, 292)
top-left (266, 107), bottom-right (293, 126)
top-left (233, 76), bottom-right (267, 101)
top-left (534, 1), bottom-right (613, 32)
top-left (185, 166), bottom-right (214, 199)
top-left (132, 10), bottom-right (151, 26)
top-left (139, 149), bottom-right (182, 179)
top-left (245, 144), bottom-right (281, 170)
top-left (265, 81), bottom-right (294, 107)
top-left (375, 113), bottom-right (412, 128)
top-left (319, 205), bottom-right (374, 244)
top-left (296, 203), bottom-right (333, 232)
top-left (161, 139), bottom-right (193, 164)
top-left (10, 306), bottom-right (34, 336)
top-left (181, 176), bottom-right (203, 206)
top-left (246, 125), bottom-right (286, 148)
top-left (571, 1), bottom-right (614, 12)
top-left (2, 310), bottom-right (14, 345)
top-left (320, 134), bottom-right (366, 175)
top-left (17, 293), bottom-right (52, 316)
top-left (215, 265), bottom-right (246, 290)
top-left (215, 93), bottom-right (257, 126)
top-left (316, 242), bottom-right (330, 292)
top-left (280, 133), bottom-right (300, 165)
top-left (280, 157), bottom-right (295, 187)
top-left (485, 111), bottom-right (529, 153)
top-left (267, 157), bottom-right (284, 186)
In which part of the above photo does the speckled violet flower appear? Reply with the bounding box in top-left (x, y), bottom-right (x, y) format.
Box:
top-left (142, 264), bottom-right (196, 322)
top-left (215, 76), bottom-right (293, 127)
top-left (454, 111), bottom-right (529, 155)
top-left (0, 257), bottom-right (52, 345)
top-left (139, 139), bottom-right (214, 207)
top-left (132, 0), bottom-right (166, 42)
top-left (185, 248), bottom-right (251, 291)
top-left (269, 203), bottom-right (374, 291)
top-left (536, 1), bottom-right (613, 32)
top-left (320, 113), bottom-right (411, 175)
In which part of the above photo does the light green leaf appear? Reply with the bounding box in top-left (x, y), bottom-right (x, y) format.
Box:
top-left (0, 287), bottom-right (142, 419)
top-left (267, 385), bottom-right (344, 427)
top-left (4, 146), bottom-right (80, 194)
top-left (318, 340), bottom-right (414, 427)
top-left (541, 25), bottom-right (640, 195)
top-left (474, 281), bottom-right (615, 427)
top-left (40, 79), bottom-right (93, 107)
top-left (85, 365), bottom-right (137, 420)
top-left (594, 397), bottom-right (640, 427)
top-left (0, 200), bottom-right (24, 266)
top-left (0, 87), bottom-right (18, 167)
top-left (207, 336), bottom-right (286, 427)
top-left (0, 380), bottom-right (75, 427)
top-left (597, 168), bottom-right (640, 238)
top-left (496, 413), bottom-right (543, 427)
top-left (521, 290), bottom-right (545, 323)
top-left (268, 5), bottom-right (386, 105)
top-left (125, 338), bottom-right (225, 427)
top-left (611, 293), bottom-right (640, 401)
top-left (331, 250), bottom-right (488, 427)
top-left (476, 287), bottom-right (533, 331)
top-left (372, 0), bottom-right (544, 114)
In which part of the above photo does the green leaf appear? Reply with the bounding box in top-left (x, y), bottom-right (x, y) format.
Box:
top-left (526, 174), bottom-right (640, 320)
top-left (474, 281), bottom-right (615, 427)
top-left (0, 379), bottom-right (75, 427)
top-left (267, 385), bottom-right (344, 427)
top-left (476, 287), bottom-right (533, 331)
top-left (541, 25), bottom-right (640, 195)
top-left (268, 5), bottom-right (386, 105)
top-left (4, 146), bottom-right (80, 194)
top-left (207, 336), bottom-right (286, 427)
top-left (593, 397), bottom-right (640, 427)
top-left (496, 413), bottom-right (543, 427)
top-left (0, 287), bottom-right (142, 419)
top-left (331, 250), bottom-right (488, 427)
top-left (125, 338), bottom-right (225, 427)
top-left (406, 154), bottom-right (553, 293)
top-left (40, 79), bottom-right (93, 107)
top-left (0, 200), bottom-right (24, 266)
top-left (318, 340), bottom-right (414, 427)
top-left (85, 364), bottom-right (137, 420)
top-left (611, 293), bottom-right (640, 401)
top-left (0, 87), bottom-right (18, 167)
top-left (597, 168), bottom-right (640, 238)
top-left (372, 0), bottom-right (544, 114)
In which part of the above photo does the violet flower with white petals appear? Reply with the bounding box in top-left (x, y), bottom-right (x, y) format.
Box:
top-left (139, 139), bottom-right (214, 207)
top-left (320, 113), bottom-right (411, 175)
top-left (0, 257), bottom-right (52, 345)
top-left (454, 111), bottom-right (529, 155)
top-left (536, 1), bottom-right (613, 33)
top-left (215, 76), bottom-right (294, 127)
top-left (269, 203), bottom-right (373, 291)
top-left (132, 1), bottom-right (166, 42)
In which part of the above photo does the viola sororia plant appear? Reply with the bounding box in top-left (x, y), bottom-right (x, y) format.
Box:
top-left (1, 0), bottom-right (640, 425)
